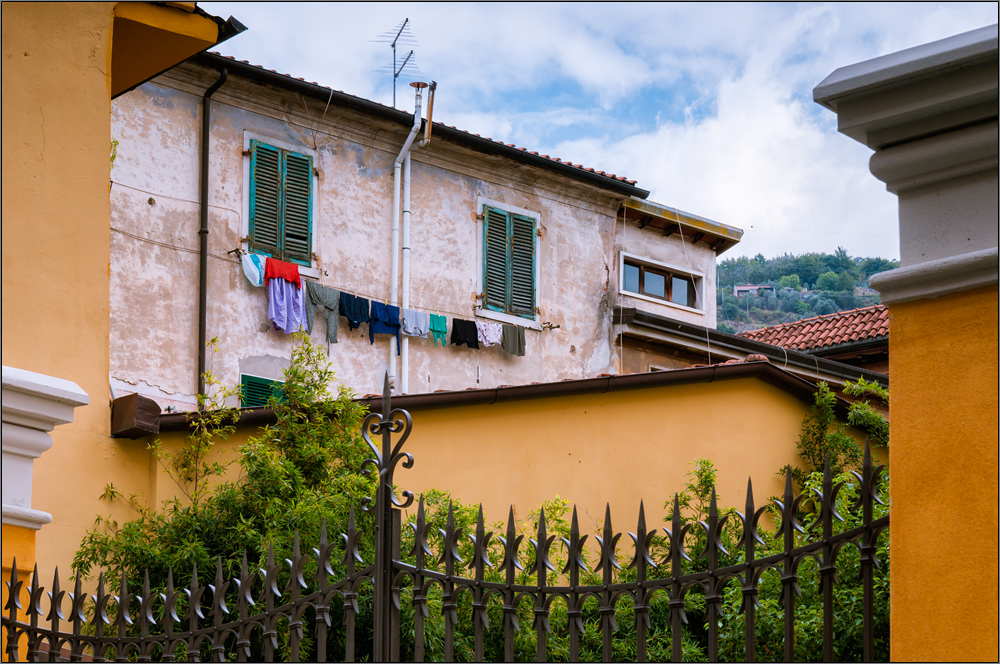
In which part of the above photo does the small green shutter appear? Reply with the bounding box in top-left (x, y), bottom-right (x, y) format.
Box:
top-left (240, 374), bottom-right (284, 408)
top-left (249, 141), bottom-right (281, 257)
top-left (509, 213), bottom-right (536, 316)
top-left (282, 150), bottom-right (313, 265)
top-left (482, 206), bottom-right (509, 312)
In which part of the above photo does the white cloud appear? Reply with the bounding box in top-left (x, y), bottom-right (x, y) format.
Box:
top-left (200, 1), bottom-right (997, 259)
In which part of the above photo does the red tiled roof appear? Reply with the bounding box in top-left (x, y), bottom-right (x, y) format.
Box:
top-left (739, 305), bottom-right (888, 351)
top-left (200, 53), bottom-right (638, 187)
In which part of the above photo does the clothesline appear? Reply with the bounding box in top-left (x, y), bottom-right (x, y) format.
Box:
top-left (234, 246), bottom-right (487, 323)
top-left (244, 254), bottom-right (527, 356)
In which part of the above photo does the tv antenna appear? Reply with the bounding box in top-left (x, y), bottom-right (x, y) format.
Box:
top-left (371, 18), bottom-right (423, 108)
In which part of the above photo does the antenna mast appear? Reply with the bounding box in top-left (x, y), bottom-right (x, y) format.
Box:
top-left (371, 18), bottom-right (422, 107)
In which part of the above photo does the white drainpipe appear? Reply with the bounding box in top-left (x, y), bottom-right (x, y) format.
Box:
top-left (390, 84), bottom-right (424, 391)
top-left (400, 82), bottom-right (435, 395)
top-left (401, 153), bottom-right (412, 394)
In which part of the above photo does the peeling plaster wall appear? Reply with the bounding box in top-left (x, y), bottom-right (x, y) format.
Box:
top-left (110, 64), bottom-right (719, 405)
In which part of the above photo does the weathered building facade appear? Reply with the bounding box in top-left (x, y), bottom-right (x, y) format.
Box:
top-left (109, 53), bottom-right (742, 410)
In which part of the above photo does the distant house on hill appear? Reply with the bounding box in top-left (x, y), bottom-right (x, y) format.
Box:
top-left (733, 284), bottom-right (775, 298)
top-left (739, 304), bottom-right (889, 374)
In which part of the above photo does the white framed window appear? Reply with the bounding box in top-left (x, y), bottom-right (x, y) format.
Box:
top-left (241, 132), bottom-right (321, 277)
top-left (475, 196), bottom-right (542, 329)
top-left (619, 251), bottom-right (704, 314)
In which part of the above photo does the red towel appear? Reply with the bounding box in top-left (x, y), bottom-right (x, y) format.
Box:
top-left (264, 257), bottom-right (302, 289)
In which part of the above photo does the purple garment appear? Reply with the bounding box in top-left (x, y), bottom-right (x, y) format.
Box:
top-left (268, 278), bottom-right (306, 334)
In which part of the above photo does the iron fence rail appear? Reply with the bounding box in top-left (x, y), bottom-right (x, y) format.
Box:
top-left (3, 385), bottom-right (888, 662)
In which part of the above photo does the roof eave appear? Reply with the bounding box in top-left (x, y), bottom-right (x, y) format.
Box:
top-left (188, 52), bottom-right (650, 199)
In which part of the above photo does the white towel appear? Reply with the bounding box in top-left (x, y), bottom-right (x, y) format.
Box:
top-left (241, 253), bottom-right (266, 287)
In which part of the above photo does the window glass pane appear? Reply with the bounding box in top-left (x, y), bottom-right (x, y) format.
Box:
top-left (644, 271), bottom-right (665, 298)
top-left (672, 276), bottom-right (693, 307)
top-left (623, 263), bottom-right (640, 294)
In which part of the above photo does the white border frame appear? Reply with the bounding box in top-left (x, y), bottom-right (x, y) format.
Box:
top-left (474, 196), bottom-right (542, 330)
top-left (619, 250), bottom-right (706, 315)
top-left (242, 131), bottom-right (321, 278)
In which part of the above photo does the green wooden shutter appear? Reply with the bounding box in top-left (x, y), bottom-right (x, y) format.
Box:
top-left (240, 374), bottom-right (285, 408)
top-left (509, 213), bottom-right (536, 317)
top-left (282, 150), bottom-right (312, 265)
top-left (249, 141), bottom-right (281, 257)
top-left (482, 206), bottom-right (509, 312)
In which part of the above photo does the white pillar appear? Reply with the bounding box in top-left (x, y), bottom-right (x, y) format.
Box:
top-left (2, 366), bottom-right (89, 530)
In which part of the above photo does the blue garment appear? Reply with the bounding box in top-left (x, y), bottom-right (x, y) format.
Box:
top-left (370, 302), bottom-right (401, 355)
top-left (267, 278), bottom-right (306, 334)
top-left (339, 292), bottom-right (370, 331)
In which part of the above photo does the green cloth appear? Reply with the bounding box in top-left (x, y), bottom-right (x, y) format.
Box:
top-left (430, 314), bottom-right (448, 347)
top-left (304, 280), bottom-right (340, 343)
top-left (501, 324), bottom-right (525, 356)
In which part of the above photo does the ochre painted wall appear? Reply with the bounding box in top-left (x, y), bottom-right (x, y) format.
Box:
top-left (1, 1), bottom-right (223, 580)
top-left (0, 2), bottom-right (140, 580)
top-left (888, 285), bottom-right (999, 662)
top-left (147, 376), bottom-right (862, 536)
top-left (392, 378), bottom-right (825, 530)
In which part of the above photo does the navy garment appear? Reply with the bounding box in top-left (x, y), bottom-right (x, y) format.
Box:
top-left (450, 318), bottom-right (479, 349)
top-left (339, 292), bottom-right (370, 331)
top-left (370, 302), bottom-right (402, 355)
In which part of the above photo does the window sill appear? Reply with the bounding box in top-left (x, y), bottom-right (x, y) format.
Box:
top-left (475, 306), bottom-right (542, 331)
top-left (621, 291), bottom-right (705, 316)
top-left (242, 241), bottom-right (321, 279)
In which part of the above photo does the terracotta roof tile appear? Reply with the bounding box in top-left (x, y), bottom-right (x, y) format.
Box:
top-left (202, 52), bottom-right (638, 187)
top-left (739, 305), bottom-right (888, 351)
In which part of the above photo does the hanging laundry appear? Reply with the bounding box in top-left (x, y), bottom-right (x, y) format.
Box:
top-left (451, 318), bottom-right (479, 349)
top-left (241, 252), bottom-right (266, 287)
top-left (268, 276), bottom-right (306, 334)
top-left (401, 309), bottom-right (429, 338)
top-left (476, 320), bottom-right (503, 347)
top-left (305, 281), bottom-right (340, 344)
top-left (339, 292), bottom-right (371, 331)
top-left (429, 314), bottom-right (448, 347)
top-left (263, 257), bottom-right (302, 289)
top-left (501, 324), bottom-right (526, 357)
top-left (370, 302), bottom-right (401, 354)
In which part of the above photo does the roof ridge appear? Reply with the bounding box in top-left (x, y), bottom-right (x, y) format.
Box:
top-left (742, 303), bottom-right (886, 334)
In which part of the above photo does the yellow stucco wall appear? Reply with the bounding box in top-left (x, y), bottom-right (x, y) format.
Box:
top-left (147, 376), bottom-right (863, 535)
top-left (1, 2), bottom-right (131, 580)
top-left (1, 2), bottom-right (225, 580)
top-left (0, 524), bottom-right (36, 658)
top-left (888, 285), bottom-right (999, 662)
top-left (383, 378), bottom-right (831, 530)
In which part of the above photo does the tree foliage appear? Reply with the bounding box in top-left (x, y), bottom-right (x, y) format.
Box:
top-left (71, 338), bottom-right (890, 662)
top-left (74, 333), bottom-right (376, 591)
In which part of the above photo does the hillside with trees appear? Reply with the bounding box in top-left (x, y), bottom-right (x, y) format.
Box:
top-left (716, 248), bottom-right (898, 333)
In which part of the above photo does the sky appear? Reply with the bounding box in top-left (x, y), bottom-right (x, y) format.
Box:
top-left (200, 2), bottom-right (997, 260)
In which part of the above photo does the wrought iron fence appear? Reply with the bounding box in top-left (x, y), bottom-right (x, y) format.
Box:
top-left (3, 385), bottom-right (889, 662)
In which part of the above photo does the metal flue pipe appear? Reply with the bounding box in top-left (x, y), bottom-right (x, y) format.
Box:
top-left (389, 83), bottom-right (425, 391)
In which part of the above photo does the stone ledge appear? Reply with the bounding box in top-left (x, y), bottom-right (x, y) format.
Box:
top-left (870, 247), bottom-right (999, 304)
top-left (2, 365), bottom-right (89, 432)
top-left (1, 504), bottom-right (53, 531)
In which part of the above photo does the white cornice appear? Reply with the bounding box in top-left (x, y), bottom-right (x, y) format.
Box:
top-left (1, 505), bottom-right (52, 531)
top-left (2, 366), bottom-right (88, 531)
top-left (2, 366), bottom-right (89, 432)
top-left (814, 24), bottom-right (998, 152)
top-left (869, 247), bottom-right (999, 304)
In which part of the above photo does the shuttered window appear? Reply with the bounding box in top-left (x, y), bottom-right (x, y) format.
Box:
top-left (249, 140), bottom-right (313, 266)
top-left (482, 205), bottom-right (537, 319)
top-left (240, 374), bottom-right (285, 408)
